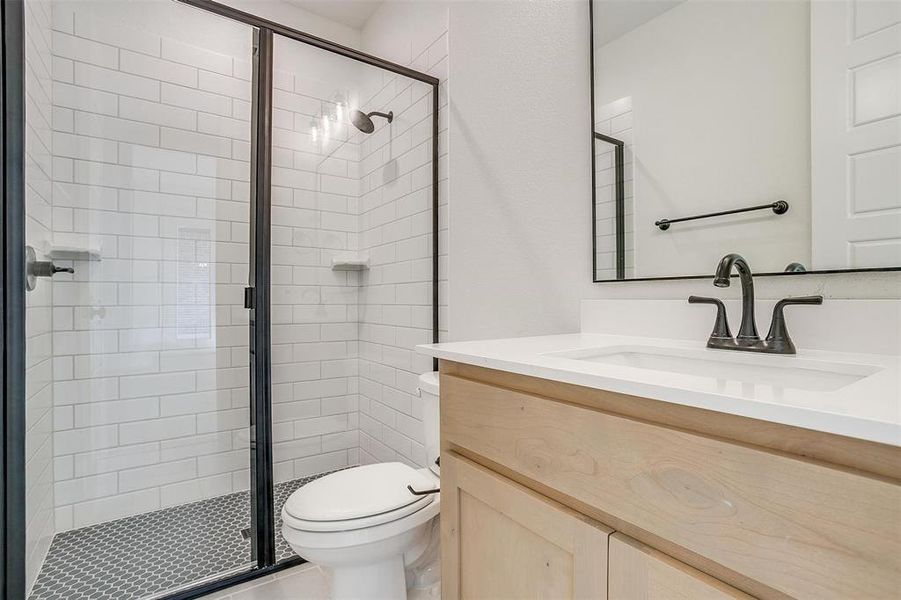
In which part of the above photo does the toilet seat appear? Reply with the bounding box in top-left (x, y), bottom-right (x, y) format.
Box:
top-left (280, 373), bottom-right (442, 600)
top-left (283, 463), bottom-right (437, 533)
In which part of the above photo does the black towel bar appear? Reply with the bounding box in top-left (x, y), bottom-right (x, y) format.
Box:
top-left (655, 200), bottom-right (789, 231)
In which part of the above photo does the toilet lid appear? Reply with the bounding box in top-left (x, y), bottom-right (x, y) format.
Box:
top-left (284, 463), bottom-right (436, 523)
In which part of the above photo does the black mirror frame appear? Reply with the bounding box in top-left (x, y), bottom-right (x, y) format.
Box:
top-left (588, 0), bottom-right (900, 283)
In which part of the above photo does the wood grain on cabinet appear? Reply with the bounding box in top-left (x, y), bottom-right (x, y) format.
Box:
top-left (441, 451), bottom-right (612, 600)
top-left (441, 361), bottom-right (900, 481)
top-left (440, 371), bottom-right (901, 599)
top-left (609, 533), bottom-right (752, 600)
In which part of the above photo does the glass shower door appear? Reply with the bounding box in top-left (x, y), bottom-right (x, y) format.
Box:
top-left (21, 1), bottom-right (260, 597)
top-left (265, 31), bottom-right (438, 566)
top-left (13, 0), bottom-right (440, 596)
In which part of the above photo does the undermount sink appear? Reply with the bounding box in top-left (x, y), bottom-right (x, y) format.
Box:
top-left (544, 345), bottom-right (882, 393)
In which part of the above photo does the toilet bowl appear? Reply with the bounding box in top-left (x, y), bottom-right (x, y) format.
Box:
top-left (282, 372), bottom-right (441, 599)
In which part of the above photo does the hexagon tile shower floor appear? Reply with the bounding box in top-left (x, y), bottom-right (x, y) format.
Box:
top-left (28, 473), bottom-right (330, 600)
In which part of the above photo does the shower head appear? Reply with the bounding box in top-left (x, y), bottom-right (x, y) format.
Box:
top-left (351, 109), bottom-right (393, 134)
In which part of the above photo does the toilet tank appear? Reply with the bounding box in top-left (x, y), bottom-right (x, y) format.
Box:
top-left (418, 371), bottom-right (440, 476)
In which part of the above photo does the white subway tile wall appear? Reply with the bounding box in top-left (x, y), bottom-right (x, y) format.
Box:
top-left (357, 31), bottom-right (448, 468)
top-left (594, 98), bottom-right (634, 280)
top-left (24, 0), bottom-right (57, 590)
top-left (268, 37), bottom-right (363, 483)
top-left (42, 2), bottom-right (447, 533)
top-left (48, 6), bottom-right (259, 531)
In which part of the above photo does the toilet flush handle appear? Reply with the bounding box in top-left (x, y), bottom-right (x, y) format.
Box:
top-left (407, 485), bottom-right (440, 496)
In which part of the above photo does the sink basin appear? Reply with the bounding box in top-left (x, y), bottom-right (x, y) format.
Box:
top-left (544, 345), bottom-right (882, 393)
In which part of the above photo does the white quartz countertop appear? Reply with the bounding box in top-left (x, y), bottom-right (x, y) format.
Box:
top-left (417, 334), bottom-right (901, 447)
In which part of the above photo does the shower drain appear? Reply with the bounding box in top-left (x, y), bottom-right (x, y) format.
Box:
top-left (240, 527), bottom-right (251, 540)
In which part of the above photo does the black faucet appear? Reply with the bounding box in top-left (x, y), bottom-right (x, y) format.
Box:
top-left (690, 253), bottom-right (823, 354)
top-left (713, 253), bottom-right (759, 345)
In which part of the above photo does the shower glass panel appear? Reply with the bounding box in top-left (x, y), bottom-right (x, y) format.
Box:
top-left (268, 34), bottom-right (436, 561)
top-left (23, 1), bottom-right (257, 597)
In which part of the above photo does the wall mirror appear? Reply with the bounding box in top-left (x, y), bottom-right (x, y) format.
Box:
top-left (590, 0), bottom-right (900, 282)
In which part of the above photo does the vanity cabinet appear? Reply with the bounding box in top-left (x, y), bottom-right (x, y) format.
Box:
top-left (608, 534), bottom-right (751, 600)
top-left (441, 452), bottom-right (612, 599)
top-left (439, 361), bottom-right (901, 599)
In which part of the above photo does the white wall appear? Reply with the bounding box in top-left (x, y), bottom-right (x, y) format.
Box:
top-left (445, 0), bottom-right (900, 342)
top-left (362, 0), bottom-right (448, 67)
top-left (447, 0), bottom-right (595, 341)
top-left (594, 0), bottom-right (811, 278)
top-left (224, 0), bottom-right (361, 48)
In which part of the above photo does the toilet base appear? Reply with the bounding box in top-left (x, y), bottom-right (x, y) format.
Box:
top-left (405, 518), bottom-right (441, 589)
top-left (332, 555), bottom-right (406, 600)
top-left (281, 466), bottom-right (441, 599)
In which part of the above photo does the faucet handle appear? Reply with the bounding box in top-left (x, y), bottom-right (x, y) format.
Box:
top-left (765, 295), bottom-right (823, 354)
top-left (688, 296), bottom-right (733, 344)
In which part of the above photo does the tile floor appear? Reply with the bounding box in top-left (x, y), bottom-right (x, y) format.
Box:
top-left (204, 563), bottom-right (329, 600)
top-left (29, 473), bottom-right (330, 600)
top-left (205, 562), bottom-right (441, 600)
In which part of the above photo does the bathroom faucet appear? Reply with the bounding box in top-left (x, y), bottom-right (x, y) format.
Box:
top-left (713, 253), bottom-right (759, 344)
top-left (689, 253), bottom-right (823, 354)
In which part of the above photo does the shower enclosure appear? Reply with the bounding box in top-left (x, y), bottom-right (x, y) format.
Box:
top-left (2, 0), bottom-right (442, 597)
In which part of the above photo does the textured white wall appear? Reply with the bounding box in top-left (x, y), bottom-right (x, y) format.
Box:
top-left (447, 0), bottom-right (596, 341)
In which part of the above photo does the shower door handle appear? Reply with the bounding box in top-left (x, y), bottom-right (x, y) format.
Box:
top-left (26, 245), bottom-right (75, 291)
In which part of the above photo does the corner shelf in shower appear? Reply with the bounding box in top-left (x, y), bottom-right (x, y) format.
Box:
top-left (48, 245), bottom-right (102, 261)
top-left (331, 253), bottom-right (370, 271)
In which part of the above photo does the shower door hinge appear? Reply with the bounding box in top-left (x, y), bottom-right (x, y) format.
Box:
top-left (244, 287), bottom-right (254, 309)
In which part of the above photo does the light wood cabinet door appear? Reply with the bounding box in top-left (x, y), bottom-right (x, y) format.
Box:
top-left (441, 373), bottom-right (901, 598)
top-left (441, 452), bottom-right (613, 600)
top-left (609, 534), bottom-right (753, 600)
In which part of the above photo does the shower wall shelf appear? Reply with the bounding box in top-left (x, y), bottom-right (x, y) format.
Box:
top-left (48, 246), bottom-right (102, 261)
top-left (331, 253), bottom-right (370, 270)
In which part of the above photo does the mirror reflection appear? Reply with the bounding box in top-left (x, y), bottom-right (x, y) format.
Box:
top-left (591, 0), bottom-right (901, 281)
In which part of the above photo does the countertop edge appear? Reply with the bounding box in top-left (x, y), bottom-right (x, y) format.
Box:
top-left (417, 344), bottom-right (901, 448)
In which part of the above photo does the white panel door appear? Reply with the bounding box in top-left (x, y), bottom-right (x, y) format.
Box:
top-left (811, 0), bottom-right (901, 269)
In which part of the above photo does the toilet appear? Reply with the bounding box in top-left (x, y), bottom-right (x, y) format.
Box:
top-left (282, 372), bottom-right (441, 599)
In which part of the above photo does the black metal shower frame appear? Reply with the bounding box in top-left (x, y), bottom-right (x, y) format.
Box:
top-left (593, 132), bottom-right (625, 280)
top-left (2, 1), bottom-right (27, 599)
top-left (1, 0), bottom-right (441, 597)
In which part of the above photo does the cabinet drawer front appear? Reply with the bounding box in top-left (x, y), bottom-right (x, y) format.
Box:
top-left (441, 374), bottom-right (901, 599)
top-left (441, 452), bottom-right (612, 600)
top-left (609, 533), bottom-right (752, 600)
